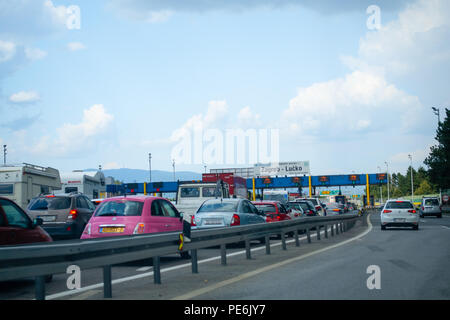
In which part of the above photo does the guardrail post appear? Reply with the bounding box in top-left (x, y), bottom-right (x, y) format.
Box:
top-left (307, 228), bottom-right (311, 243)
top-left (265, 235), bottom-right (271, 255)
top-left (336, 223), bottom-right (340, 235)
top-left (331, 224), bottom-right (334, 236)
top-left (35, 275), bottom-right (45, 300)
top-left (220, 244), bottom-right (227, 266)
top-left (245, 239), bottom-right (251, 259)
top-left (281, 232), bottom-right (287, 250)
top-left (191, 249), bottom-right (199, 273)
top-left (324, 225), bottom-right (328, 238)
top-left (316, 226), bottom-right (321, 240)
top-left (340, 222), bottom-right (344, 233)
top-left (103, 265), bottom-right (112, 298)
top-left (153, 256), bottom-right (161, 284)
top-left (294, 230), bottom-right (300, 247)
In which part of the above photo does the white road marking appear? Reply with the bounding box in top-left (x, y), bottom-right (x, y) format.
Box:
top-left (69, 289), bottom-right (102, 300)
top-left (45, 221), bottom-right (357, 300)
top-left (172, 214), bottom-right (373, 300)
top-left (136, 266), bottom-right (153, 272)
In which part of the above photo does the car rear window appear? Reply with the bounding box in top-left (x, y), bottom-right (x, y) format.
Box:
top-left (95, 200), bottom-right (144, 217)
top-left (254, 204), bottom-right (277, 213)
top-left (385, 201), bottom-right (414, 209)
top-left (197, 202), bottom-right (238, 213)
top-left (28, 197), bottom-right (71, 210)
top-left (424, 199), bottom-right (439, 206)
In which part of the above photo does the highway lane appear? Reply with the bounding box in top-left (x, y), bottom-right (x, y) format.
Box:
top-left (3, 211), bottom-right (449, 300)
top-left (183, 213), bottom-right (450, 300)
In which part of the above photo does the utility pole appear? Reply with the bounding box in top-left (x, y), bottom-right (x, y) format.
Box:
top-left (385, 161), bottom-right (390, 200)
top-left (432, 107), bottom-right (440, 124)
top-left (378, 166), bottom-right (383, 204)
top-left (172, 159), bottom-right (176, 181)
top-left (148, 153), bottom-right (152, 183)
top-left (409, 154), bottom-right (414, 202)
top-left (3, 145), bottom-right (6, 166)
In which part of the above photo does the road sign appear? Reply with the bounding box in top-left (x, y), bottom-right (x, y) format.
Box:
top-left (178, 233), bottom-right (184, 251)
top-left (259, 161), bottom-right (310, 176)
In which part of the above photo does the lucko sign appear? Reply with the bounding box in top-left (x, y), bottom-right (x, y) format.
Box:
top-left (259, 161), bottom-right (310, 177)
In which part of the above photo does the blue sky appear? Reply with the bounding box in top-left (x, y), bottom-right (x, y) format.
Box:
top-left (0, 0), bottom-right (448, 177)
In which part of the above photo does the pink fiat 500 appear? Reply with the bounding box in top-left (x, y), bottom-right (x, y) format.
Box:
top-left (80, 196), bottom-right (182, 239)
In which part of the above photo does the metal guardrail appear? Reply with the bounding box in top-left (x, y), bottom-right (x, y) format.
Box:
top-left (0, 213), bottom-right (361, 300)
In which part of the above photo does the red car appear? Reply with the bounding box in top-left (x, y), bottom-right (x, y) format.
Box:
top-left (0, 197), bottom-right (52, 245)
top-left (252, 201), bottom-right (292, 223)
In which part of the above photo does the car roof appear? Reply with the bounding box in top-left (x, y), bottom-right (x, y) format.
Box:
top-left (252, 200), bottom-right (279, 204)
top-left (102, 195), bottom-right (165, 202)
top-left (203, 198), bottom-right (242, 203)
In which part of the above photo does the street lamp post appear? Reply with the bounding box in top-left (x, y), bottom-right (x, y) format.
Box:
top-left (148, 153), bottom-right (152, 183)
top-left (378, 166), bottom-right (383, 204)
top-left (172, 159), bottom-right (176, 181)
top-left (432, 107), bottom-right (440, 124)
top-left (409, 154), bottom-right (414, 202)
top-left (385, 161), bottom-right (390, 200)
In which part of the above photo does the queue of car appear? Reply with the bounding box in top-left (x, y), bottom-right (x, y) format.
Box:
top-left (3, 193), bottom-right (439, 249)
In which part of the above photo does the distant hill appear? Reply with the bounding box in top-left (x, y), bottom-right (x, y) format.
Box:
top-left (84, 168), bottom-right (202, 183)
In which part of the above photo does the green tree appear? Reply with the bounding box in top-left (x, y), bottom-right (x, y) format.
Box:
top-left (424, 108), bottom-right (450, 190)
top-left (415, 180), bottom-right (433, 195)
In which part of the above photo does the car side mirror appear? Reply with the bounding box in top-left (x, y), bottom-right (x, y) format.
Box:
top-left (258, 210), bottom-right (265, 216)
top-left (32, 218), bottom-right (43, 228)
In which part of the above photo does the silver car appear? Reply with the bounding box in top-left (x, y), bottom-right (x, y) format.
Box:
top-left (419, 197), bottom-right (442, 218)
top-left (191, 198), bottom-right (266, 230)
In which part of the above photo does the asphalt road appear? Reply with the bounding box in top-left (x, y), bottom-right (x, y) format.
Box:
top-left (1, 211), bottom-right (449, 300)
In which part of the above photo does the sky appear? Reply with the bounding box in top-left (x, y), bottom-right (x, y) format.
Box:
top-left (0, 0), bottom-right (448, 177)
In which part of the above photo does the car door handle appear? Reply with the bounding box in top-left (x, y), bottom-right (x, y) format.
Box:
top-left (164, 224), bottom-right (170, 228)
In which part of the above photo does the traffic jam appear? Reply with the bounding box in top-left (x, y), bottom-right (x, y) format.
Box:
top-left (0, 171), bottom-right (357, 249)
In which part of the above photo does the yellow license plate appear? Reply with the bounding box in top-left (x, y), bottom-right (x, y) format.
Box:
top-left (101, 227), bottom-right (124, 233)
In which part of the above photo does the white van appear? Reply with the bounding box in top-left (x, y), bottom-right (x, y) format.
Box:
top-left (57, 170), bottom-right (106, 200)
top-left (0, 163), bottom-right (61, 209)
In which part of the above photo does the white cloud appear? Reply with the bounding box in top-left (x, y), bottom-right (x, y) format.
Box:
top-left (9, 90), bottom-right (41, 103)
top-left (0, 40), bottom-right (16, 63)
top-left (67, 42), bottom-right (86, 51)
top-left (24, 47), bottom-right (47, 60)
top-left (280, 70), bottom-right (424, 139)
top-left (170, 100), bottom-right (229, 142)
top-left (31, 104), bottom-right (115, 156)
top-left (346, 0), bottom-right (450, 77)
top-left (237, 106), bottom-right (261, 127)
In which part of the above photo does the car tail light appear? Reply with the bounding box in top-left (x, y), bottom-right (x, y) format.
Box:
top-left (421, 206), bottom-right (424, 211)
top-left (383, 209), bottom-right (392, 214)
top-left (68, 209), bottom-right (78, 219)
top-left (230, 214), bottom-right (240, 226)
top-left (83, 223), bottom-right (91, 235)
top-left (408, 210), bottom-right (416, 214)
top-left (133, 223), bottom-right (145, 234)
top-left (191, 215), bottom-right (197, 226)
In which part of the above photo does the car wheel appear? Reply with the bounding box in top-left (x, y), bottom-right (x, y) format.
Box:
top-left (413, 225), bottom-right (419, 230)
top-left (381, 225), bottom-right (386, 230)
top-left (45, 274), bottom-right (53, 283)
top-left (259, 237), bottom-right (266, 244)
top-left (437, 214), bottom-right (442, 218)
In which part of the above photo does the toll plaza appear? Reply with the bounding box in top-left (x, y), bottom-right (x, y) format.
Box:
top-left (107, 173), bottom-right (387, 207)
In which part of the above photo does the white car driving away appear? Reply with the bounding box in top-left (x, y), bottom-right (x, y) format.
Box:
top-left (380, 199), bottom-right (419, 230)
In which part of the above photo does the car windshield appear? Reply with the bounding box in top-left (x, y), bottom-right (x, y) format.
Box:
top-left (197, 201), bottom-right (238, 213)
top-left (308, 199), bottom-right (319, 206)
top-left (202, 187), bottom-right (221, 197)
top-left (95, 200), bottom-right (144, 216)
top-left (28, 197), bottom-right (71, 210)
top-left (254, 204), bottom-right (277, 213)
top-left (288, 203), bottom-right (303, 211)
top-left (180, 187), bottom-right (200, 198)
top-left (424, 199), bottom-right (439, 206)
top-left (385, 201), bottom-right (414, 209)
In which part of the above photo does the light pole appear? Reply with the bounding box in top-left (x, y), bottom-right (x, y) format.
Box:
top-left (2, 145), bottom-right (6, 166)
top-left (432, 107), bottom-right (440, 124)
top-left (409, 154), bottom-right (414, 202)
top-left (385, 161), bottom-right (390, 200)
top-left (148, 153), bottom-right (152, 183)
top-left (172, 159), bottom-right (176, 181)
top-left (378, 166), bottom-right (383, 204)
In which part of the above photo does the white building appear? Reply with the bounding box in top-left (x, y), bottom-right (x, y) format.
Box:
top-left (0, 163), bottom-right (61, 209)
top-left (58, 170), bottom-right (106, 199)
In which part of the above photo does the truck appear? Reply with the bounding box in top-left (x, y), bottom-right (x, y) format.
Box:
top-left (57, 170), bottom-right (106, 199)
top-left (174, 173), bottom-right (248, 220)
top-left (0, 163), bottom-right (61, 209)
top-left (263, 190), bottom-right (289, 204)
